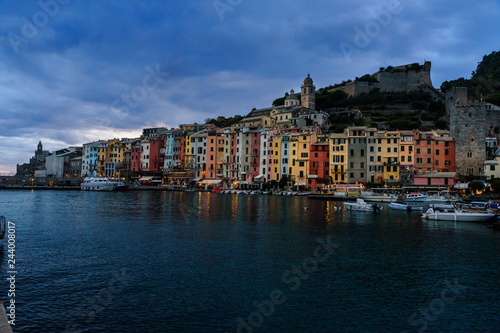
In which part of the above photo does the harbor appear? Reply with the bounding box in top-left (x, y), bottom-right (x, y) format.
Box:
top-left (2, 190), bottom-right (500, 332)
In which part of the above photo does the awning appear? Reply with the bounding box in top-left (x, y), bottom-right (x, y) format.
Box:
top-left (454, 183), bottom-right (469, 189)
top-left (151, 180), bottom-right (162, 183)
top-left (254, 174), bottom-right (265, 179)
top-left (307, 175), bottom-right (318, 178)
top-left (139, 176), bottom-right (153, 181)
top-left (238, 181), bottom-right (252, 185)
top-left (192, 178), bottom-right (202, 182)
top-left (198, 179), bottom-right (222, 184)
top-left (294, 183), bottom-right (306, 186)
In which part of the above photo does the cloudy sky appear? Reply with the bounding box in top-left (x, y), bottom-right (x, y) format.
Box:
top-left (0, 0), bottom-right (499, 173)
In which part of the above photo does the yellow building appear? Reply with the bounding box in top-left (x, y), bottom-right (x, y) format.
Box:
top-left (399, 130), bottom-right (416, 182)
top-left (330, 133), bottom-right (348, 183)
top-left (376, 131), bottom-right (400, 183)
top-left (289, 132), bottom-right (317, 186)
top-left (270, 135), bottom-right (282, 181)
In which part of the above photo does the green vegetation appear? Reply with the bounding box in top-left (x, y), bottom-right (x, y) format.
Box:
top-left (491, 178), bottom-right (500, 193)
top-left (441, 50), bottom-right (500, 100)
top-left (468, 181), bottom-right (485, 193)
top-left (205, 115), bottom-right (243, 127)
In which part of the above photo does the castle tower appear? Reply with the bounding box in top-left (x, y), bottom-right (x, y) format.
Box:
top-left (449, 98), bottom-right (486, 177)
top-left (37, 141), bottom-right (42, 152)
top-left (301, 74), bottom-right (315, 110)
top-left (445, 87), bottom-right (467, 115)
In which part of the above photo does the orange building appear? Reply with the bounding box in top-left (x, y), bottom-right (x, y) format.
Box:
top-left (414, 130), bottom-right (455, 174)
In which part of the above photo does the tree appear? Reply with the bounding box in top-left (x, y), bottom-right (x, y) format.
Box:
top-left (490, 178), bottom-right (500, 193)
top-left (278, 175), bottom-right (288, 190)
top-left (468, 181), bottom-right (485, 193)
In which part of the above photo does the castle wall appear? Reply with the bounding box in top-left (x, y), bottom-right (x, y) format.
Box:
top-left (331, 61), bottom-right (433, 97)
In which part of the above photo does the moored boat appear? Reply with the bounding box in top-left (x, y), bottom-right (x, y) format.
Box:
top-left (81, 177), bottom-right (119, 191)
top-left (388, 203), bottom-right (423, 212)
top-left (421, 208), bottom-right (495, 222)
top-left (403, 193), bottom-right (427, 202)
top-left (344, 198), bottom-right (382, 212)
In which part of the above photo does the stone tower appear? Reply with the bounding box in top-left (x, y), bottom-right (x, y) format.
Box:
top-left (449, 98), bottom-right (486, 177)
top-left (445, 87), bottom-right (467, 116)
top-left (37, 141), bottom-right (43, 152)
top-left (301, 74), bottom-right (315, 110)
top-left (285, 90), bottom-right (300, 107)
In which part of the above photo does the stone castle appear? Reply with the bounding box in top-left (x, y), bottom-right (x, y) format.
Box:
top-left (331, 61), bottom-right (442, 100)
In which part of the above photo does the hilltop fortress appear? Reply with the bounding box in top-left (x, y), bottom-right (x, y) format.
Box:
top-left (331, 61), bottom-right (442, 100)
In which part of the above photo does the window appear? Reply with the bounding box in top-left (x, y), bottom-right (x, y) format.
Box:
top-left (387, 148), bottom-right (391, 153)
top-left (401, 156), bottom-right (405, 162)
top-left (301, 153), bottom-right (308, 158)
top-left (378, 147), bottom-right (381, 152)
top-left (401, 146), bottom-right (405, 152)
top-left (436, 149), bottom-right (440, 155)
top-left (445, 160), bottom-right (450, 166)
top-left (350, 162), bottom-right (354, 168)
top-left (377, 156), bottom-right (381, 162)
top-left (416, 149), bottom-right (420, 154)
top-left (427, 149), bottom-right (431, 154)
top-left (361, 149), bottom-right (364, 156)
top-left (467, 151), bottom-right (472, 158)
top-left (427, 158), bottom-right (431, 164)
top-left (491, 165), bottom-right (496, 171)
top-left (435, 160), bottom-right (439, 165)
top-left (370, 146), bottom-right (374, 152)
top-left (299, 161), bottom-right (305, 167)
top-left (360, 162), bottom-right (364, 168)
top-left (350, 149), bottom-right (354, 157)
top-left (445, 149), bottom-right (449, 155)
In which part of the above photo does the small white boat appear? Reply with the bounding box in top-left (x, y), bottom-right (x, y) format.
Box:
top-left (81, 177), bottom-right (118, 191)
top-left (421, 208), bottom-right (495, 222)
top-left (403, 193), bottom-right (427, 202)
top-left (388, 203), bottom-right (423, 212)
top-left (344, 198), bottom-right (382, 212)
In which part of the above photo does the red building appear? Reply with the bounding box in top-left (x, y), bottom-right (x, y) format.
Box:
top-left (131, 142), bottom-right (142, 174)
top-left (149, 135), bottom-right (166, 172)
top-left (250, 130), bottom-right (261, 180)
top-left (308, 142), bottom-right (330, 189)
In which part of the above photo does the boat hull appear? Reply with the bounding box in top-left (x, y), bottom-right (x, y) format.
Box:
top-left (388, 203), bottom-right (423, 211)
top-left (422, 208), bottom-right (494, 222)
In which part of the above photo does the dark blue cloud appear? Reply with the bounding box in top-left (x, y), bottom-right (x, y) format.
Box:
top-left (0, 0), bottom-right (499, 172)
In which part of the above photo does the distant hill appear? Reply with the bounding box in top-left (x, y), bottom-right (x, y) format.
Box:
top-left (441, 50), bottom-right (500, 103)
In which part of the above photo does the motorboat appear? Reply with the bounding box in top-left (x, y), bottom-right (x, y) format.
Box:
top-left (403, 193), bottom-right (427, 202)
top-left (344, 198), bottom-right (382, 212)
top-left (81, 177), bottom-right (119, 191)
top-left (388, 203), bottom-right (423, 212)
top-left (114, 181), bottom-right (129, 191)
top-left (421, 208), bottom-right (495, 222)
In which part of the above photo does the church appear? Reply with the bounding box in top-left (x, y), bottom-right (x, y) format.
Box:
top-left (234, 74), bottom-right (328, 129)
